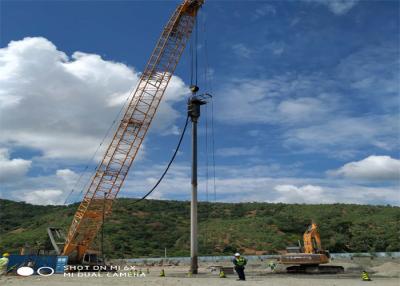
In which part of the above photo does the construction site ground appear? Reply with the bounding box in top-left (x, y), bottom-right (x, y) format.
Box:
top-left (2, 257), bottom-right (399, 286)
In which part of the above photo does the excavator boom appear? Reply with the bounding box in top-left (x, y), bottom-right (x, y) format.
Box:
top-left (63, 0), bottom-right (204, 261)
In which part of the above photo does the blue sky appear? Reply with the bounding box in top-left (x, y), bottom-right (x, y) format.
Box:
top-left (0, 0), bottom-right (399, 205)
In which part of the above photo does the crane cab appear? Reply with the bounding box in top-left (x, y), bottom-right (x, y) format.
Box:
top-left (47, 227), bottom-right (106, 270)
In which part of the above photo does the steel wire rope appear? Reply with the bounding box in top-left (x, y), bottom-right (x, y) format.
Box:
top-left (203, 38), bottom-right (217, 203)
top-left (63, 84), bottom-right (137, 204)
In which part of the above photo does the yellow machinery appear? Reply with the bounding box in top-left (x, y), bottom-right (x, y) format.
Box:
top-left (303, 222), bottom-right (327, 256)
top-left (47, 0), bottom-right (204, 266)
top-left (279, 222), bottom-right (344, 274)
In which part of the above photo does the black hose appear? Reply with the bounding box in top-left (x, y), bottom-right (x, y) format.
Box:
top-left (131, 115), bottom-right (190, 205)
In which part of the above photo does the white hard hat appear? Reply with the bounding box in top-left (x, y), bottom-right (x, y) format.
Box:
top-left (234, 253), bottom-right (240, 257)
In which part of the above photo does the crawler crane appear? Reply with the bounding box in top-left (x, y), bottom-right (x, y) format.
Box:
top-left (47, 0), bottom-right (204, 266)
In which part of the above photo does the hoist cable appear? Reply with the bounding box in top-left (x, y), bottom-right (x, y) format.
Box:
top-left (205, 103), bottom-right (209, 202)
top-left (210, 98), bottom-right (217, 202)
top-left (195, 15), bottom-right (198, 86)
top-left (201, 12), bottom-right (217, 202)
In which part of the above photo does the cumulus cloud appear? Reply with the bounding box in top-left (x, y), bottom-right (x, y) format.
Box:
top-left (1, 167), bottom-right (83, 205)
top-left (56, 168), bottom-right (79, 187)
top-left (23, 189), bottom-right (64, 205)
top-left (116, 162), bottom-right (399, 206)
top-left (329, 155), bottom-right (400, 181)
top-left (274, 184), bottom-right (326, 203)
top-left (0, 37), bottom-right (188, 160)
top-left (3, 160), bottom-right (397, 205)
top-left (0, 148), bottom-right (31, 182)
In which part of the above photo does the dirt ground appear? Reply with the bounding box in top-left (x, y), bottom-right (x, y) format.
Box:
top-left (1, 275), bottom-right (399, 286)
top-left (1, 257), bottom-right (399, 286)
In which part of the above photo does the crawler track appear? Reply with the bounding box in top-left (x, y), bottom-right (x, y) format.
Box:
top-left (287, 265), bottom-right (344, 274)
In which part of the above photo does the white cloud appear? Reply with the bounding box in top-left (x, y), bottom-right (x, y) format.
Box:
top-left (3, 160), bottom-right (398, 205)
top-left (117, 162), bottom-right (400, 205)
top-left (304, 0), bottom-right (359, 15)
top-left (0, 167), bottom-right (84, 205)
top-left (23, 189), bottom-right (64, 205)
top-left (215, 75), bottom-right (338, 125)
top-left (56, 168), bottom-right (79, 186)
top-left (277, 96), bottom-right (332, 122)
top-left (325, 0), bottom-right (359, 15)
top-left (0, 148), bottom-right (31, 182)
top-left (336, 44), bottom-right (398, 111)
top-left (0, 37), bottom-right (188, 160)
top-left (329, 155), bottom-right (400, 181)
top-left (253, 4), bottom-right (276, 20)
top-left (284, 115), bottom-right (399, 157)
top-left (231, 43), bottom-right (252, 59)
top-left (216, 147), bottom-right (260, 157)
top-left (274, 184), bottom-right (326, 203)
top-left (262, 41), bottom-right (286, 56)
top-left (216, 42), bottom-right (398, 158)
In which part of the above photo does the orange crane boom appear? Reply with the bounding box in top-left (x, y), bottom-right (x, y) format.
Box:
top-left (63, 0), bottom-right (204, 260)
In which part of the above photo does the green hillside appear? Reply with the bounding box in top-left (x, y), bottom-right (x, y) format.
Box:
top-left (0, 198), bottom-right (399, 258)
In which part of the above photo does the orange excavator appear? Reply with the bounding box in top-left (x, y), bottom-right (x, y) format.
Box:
top-left (45, 0), bottom-right (204, 267)
top-left (279, 222), bottom-right (344, 274)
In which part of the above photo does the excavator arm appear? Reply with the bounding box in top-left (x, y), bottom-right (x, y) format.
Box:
top-left (303, 222), bottom-right (323, 254)
top-left (62, 0), bottom-right (204, 261)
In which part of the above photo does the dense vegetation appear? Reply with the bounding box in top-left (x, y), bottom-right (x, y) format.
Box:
top-left (0, 198), bottom-right (399, 258)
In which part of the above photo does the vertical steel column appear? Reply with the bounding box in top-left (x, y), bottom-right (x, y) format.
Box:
top-left (188, 93), bottom-right (205, 274)
top-left (191, 115), bottom-right (198, 274)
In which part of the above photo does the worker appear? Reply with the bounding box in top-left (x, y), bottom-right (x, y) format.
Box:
top-left (267, 261), bottom-right (277, 271)
top-left (232, 253), bottom-right (247, 281)
top-left (0, 253), bottom-right (10, 275)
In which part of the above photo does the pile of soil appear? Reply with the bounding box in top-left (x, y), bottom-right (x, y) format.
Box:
top-left (371, 262), bottom-right (400, 277)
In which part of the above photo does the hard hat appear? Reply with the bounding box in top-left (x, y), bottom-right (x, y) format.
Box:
top-left (3, 253), bottom-right (10, 257)
top-left (234, 253), bottom-right (240, 257)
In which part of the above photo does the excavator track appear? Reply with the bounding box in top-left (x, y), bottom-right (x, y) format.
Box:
top-left (286, 265), bottom-right (344, 274)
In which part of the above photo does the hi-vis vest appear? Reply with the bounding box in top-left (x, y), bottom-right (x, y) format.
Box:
top-left (0, 257), bottom-right (9, 270)
top-left (235, 257), bottom-right (246, 267)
